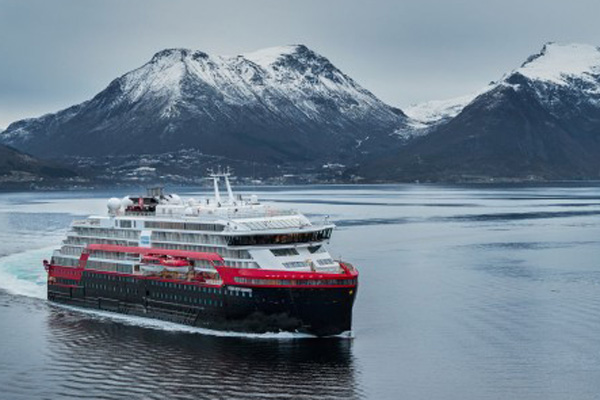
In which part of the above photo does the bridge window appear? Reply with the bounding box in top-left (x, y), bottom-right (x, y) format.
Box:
top-left (228, 229), bottom-right (332, 246)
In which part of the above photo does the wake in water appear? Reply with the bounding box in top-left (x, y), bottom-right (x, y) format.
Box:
top-left (52, 303), bottom-right (332, 340)
top-left (0, 248), bottom-right (352, 340)
top-left (0, 247), bottom-right (50, 299)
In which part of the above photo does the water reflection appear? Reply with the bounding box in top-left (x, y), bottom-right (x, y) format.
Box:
top-left (44, 308), bottom-right (360, 400)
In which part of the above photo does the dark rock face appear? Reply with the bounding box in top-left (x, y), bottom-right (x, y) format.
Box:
top-left (0, 144), bottom-right (76, 184)
top-left (1, 45), bottom-right (406, 168)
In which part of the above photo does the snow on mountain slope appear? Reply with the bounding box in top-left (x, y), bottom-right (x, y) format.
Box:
top-left (363, 42), bottom-right (600, 182)
top-left (242, 45), bottom-right (299, 67)
top-left (0, 45), bottom-right (406, 163)
top-left (403, 42), bottom-right (600, 130)
top-left (517, 43), bottom-right (600, 85)
top-left (403, 92), bottom-right (482, 126)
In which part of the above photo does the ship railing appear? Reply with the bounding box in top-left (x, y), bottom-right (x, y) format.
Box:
top-left (123, 211), bottom-right (156, 217)
top-left (72, 219), bottom-right (100, 226)
top-left (119, 207), bottom-right (302, 222)
top-left (194, 208), bottom-right (300, 220)
top-left (338, 261), bottom-right (357, 274)
top-left (227, 208), bottom-right (299, 219)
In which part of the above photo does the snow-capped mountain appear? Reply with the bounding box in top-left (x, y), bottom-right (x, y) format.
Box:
top-left (361, 42), bottom-right (600, 181)
top-left (0, 45), bottom-right (407, 167)
top-left (403, 92), bottom-right (483, 126)
top-left (404, 42), bottom-right (600, 126)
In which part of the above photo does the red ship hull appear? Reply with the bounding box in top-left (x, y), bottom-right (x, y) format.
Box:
top-left (45, 245), bottom-right (358, 336)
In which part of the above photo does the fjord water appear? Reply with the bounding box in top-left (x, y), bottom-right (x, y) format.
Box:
top-left (1, 185), bottom-right (600, 399)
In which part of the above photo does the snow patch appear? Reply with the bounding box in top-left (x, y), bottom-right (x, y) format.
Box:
top-left (518, 43), bottom-right (600, 85)
top-left (404, 92), bottom-right (481, 125)
top-left (242, 45), bottom-right (300, 68)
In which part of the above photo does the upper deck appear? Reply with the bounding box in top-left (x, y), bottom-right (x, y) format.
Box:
top-left (79, 171), bottom-right (334, 236)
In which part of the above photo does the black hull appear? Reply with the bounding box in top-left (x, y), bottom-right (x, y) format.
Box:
top-left (48, 271), bottom-right (357, 336)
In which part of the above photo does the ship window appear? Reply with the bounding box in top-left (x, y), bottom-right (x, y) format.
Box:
top-left (308, 245), bottom-right (325, 254)
top-left (283, 261), bottom-right (311, 269)
top-left (228, 229), bottom-right (333, 246)
top-left (120, 220), bottom-right (132, 228)
top-left (271, 248), bottom-right (299, 257)
top-left (317, 258), bottom-right (335, 266)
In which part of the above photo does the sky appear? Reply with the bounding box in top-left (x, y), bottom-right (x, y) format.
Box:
top-left (1, 0), bottom-right (599, 128)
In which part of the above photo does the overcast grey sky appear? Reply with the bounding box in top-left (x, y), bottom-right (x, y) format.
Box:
top-left (1, 0), bottom-right (599, 128)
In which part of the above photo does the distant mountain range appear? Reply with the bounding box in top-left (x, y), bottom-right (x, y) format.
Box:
top-left (2, 42), bottom-right (600, 183)
top-left (0, 45), bottom-right (406, 169)
top-left (361, 42), bottom-right (600, 181)
top-left (0, 144), bottom-right (76, 187)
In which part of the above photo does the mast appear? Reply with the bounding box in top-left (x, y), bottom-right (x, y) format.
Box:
top-left (213, 175), bottom-right (222, 205)
top-left (209, 167), bottom-right (235, 206)
top-left (209, 169), bottom-right (222, 205)
top-left (224, 168), bottom-right (235, 204)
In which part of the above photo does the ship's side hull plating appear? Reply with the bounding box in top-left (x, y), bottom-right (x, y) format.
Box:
top-left (47, 270), bottom-right (357, 336)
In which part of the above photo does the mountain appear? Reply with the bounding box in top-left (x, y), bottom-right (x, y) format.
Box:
top-left (0, 144), bottom-right (76, 186)
top-left (403, 91), bottom-right (483, 127)
top-left (362, 43), bottom-right (600, 181)
top-left (0, 45), bottom-right (407, 170)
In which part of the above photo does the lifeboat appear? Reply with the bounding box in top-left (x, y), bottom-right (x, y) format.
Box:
top-left (140, 255), bottom-right (191, 274)
top-left (162, 258), bottom-right (191, 273)
top-left (140, 255), bottom-right (165, 273)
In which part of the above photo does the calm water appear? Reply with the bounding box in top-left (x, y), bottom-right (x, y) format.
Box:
top-left (2, 184), bottom-right (600, 399)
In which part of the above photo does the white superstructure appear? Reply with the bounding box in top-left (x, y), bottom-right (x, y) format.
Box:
top-left (52, 172), bottom-right (341, 275)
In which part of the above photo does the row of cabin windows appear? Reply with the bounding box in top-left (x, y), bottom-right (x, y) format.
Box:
top-left (52, 256), bottom-right (80, 267)
top-left (148, 280), bottom-right (221, 294)
top-left (145, 221), bottom-right (225, 232)
top-left (233, 277), bottom-right (357, 286)
top-left (85, 273), bottom-right (250, 298)
top-left (64, 240), bottom-right (231, 265)
top-left (118, 220), bottom-right (134, 228)
top-left (87, 272), bottom-right (136, 283)
top-left (225, 260), bottom-right (258, 269)
top-left (88, 250), bottom-right (139, 261)
top-left (67, 232), bottom-right (252, 261)
top-left (64, 236), bottom-right (136, 247)
top-left (57, 268), bottom-right (79, 276)
top-left (150, 292), bottom-right (224, 306)
top-left (72, 227), bottom-right (140, 240)
top-left (152, 242), bottom-right (251, 260)
top-left (57, 250), bottom-right (254, 271)
top-left (86, 260), bottom-right (132, 273)
top-left (61, 246), bottom-right (84, 257)
top-left (152, 231), bottom-right (226, 245)
top-left (54, 277), bottom-right (78, 285)
top-left (87, 282), bottom-right (139, 295)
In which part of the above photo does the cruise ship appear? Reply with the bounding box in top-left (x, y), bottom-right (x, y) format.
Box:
top-left (44, 172), bottom-right (358, 336)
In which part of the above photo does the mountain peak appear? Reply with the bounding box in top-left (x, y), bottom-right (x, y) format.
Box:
top-left (516, 42), bottom-right (600, 85)
top-left (242, 44), bottom-right (317, 67)
top-left (150, 48), bottom-right (211, 63)
top-left (150, 48), bottom-right (189, 62)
